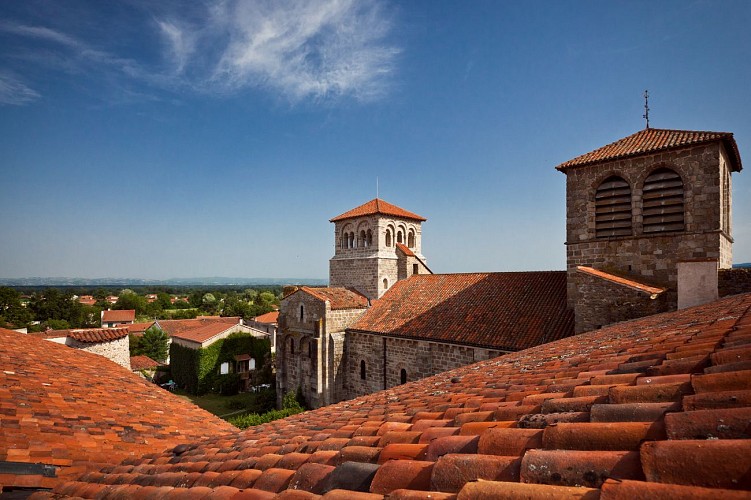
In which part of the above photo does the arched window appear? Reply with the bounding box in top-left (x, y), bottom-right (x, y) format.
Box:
top-left (407, 230), bottom-right (415, 248)
top-left (642, 168), bottom-right (684, 233)
top-left (290, 338), bottom-right (295, 355)
top-left (308, 340), bottom-right (313, 358)
top-left (299, 304), bottom-right (304, 321)
top-left (360, 360), bottom-right (366, 380)
top-left (385, 229), bottom-right (392, 247)
top-left (400, 369), bottom-right (407, 384)
top-left (396, 231), bottom-right (403, 244)
top-left (341, 233), bottom-right (347, 248)
top-left (360, 230), bottom-right (367, 248)
top-left (367, 229), bottom-right (373, 247)
top-left (348, 232), bottom-right (355, 248)
top-left (595, 176), bottom-right (632, 238)
top-left (383, 278), bottom-right (389, 290)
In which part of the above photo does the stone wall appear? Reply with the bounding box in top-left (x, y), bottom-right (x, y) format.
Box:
top-left (342, 331), bottom-right (505, 401)
top-left (67, 336), bottom-right (131, 369)
top-left (571, 272), bottom-right (670, 333)
top-left (564, 142), bottom-right (734, 329)
top-left (719, 268), bottom-right (751, 297)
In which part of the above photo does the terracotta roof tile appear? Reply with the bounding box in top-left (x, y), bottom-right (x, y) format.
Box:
top-left (351, 272), bottom-right (574, 350)
top-left (129, 355), bottom-right (161, 371)
top-left (101, 309), bottom-right (135, 322)
top-left (395, 243), bottom-right (415, 257)
top-left (556, 128), bottom-right (742, 172)
top-left (0, 327), bottom-right (236, 491)
top-left (297, 287), bottom-right (369, 310)
top-left (33, 293), bottom-right (751, 498)
top-left (330, 198), bottom-right (426, 223)
top-left (67, 327), bottom-right (129, 343)
top-left (253, 311), bottom-right (279, 324)
top-left (157, 317), bottom-right (243, 344)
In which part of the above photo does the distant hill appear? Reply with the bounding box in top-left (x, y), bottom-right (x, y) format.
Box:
top-left (0, 277), bottom-right (328, 287)
top-left (734, 263), bottom-right (751, 269)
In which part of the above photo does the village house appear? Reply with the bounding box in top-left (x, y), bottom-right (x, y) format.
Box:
top-left (100, 308), bottom-right (135, 327)
top-left (248, 310), bottom-right (279, 352)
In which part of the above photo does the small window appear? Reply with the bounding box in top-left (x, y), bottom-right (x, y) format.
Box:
top-left (385, 229), bottom-right (392, 247)
top-left (308, 340), bottom-right (313, 358)
top-left (249, 358), bottom-right (256, 371)
top-left (360, 230), bottom-right (367, 248)
top-left (383, 278), bottom-right (389, 290)
top-left (290, 338), bottom-right (295, 355)
top-left (400, 369), bottom-right (407, 384)
top-left (397, 231), bottom-right (403, 244)
top-left (367, 229), bottom-right (373, 247)
top-left (407, 230), bottom-right (415, 248)
top-left (413, 263), bottom-right (419, 275)
top-left (220, 362), bottom-right (229, 375)
top-left (595, 176), bottom-right (632, 238)
top-left (642, 168), bottom-right (685, 233)
top-left (299, 304), bottom-right (304, 321)
top-left (360, 360), bottom-right (366, 380)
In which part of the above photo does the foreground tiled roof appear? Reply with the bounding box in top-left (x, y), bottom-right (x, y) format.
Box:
top-left (0, 328), bottom-right (236, 491)
top-left (49, 293), bottom-right (751, 498)
top-left (556, 128), bottom-right (743, 172)
top-left (129, 355), bottom-right (161, 371)
top-left (330, 198), bottom-right (427, 222)
top-left (157, 317), bottom-right (242, 344)
top-left (577, 266), bottom-right (668, 296)
top-left (351, 272), bottom-right (573, 350)
top-left (125, 321), bottom-right (155, 335)
top-left (254, 311), bottom-right (280, 324)
top-left (299, 287), bottom-right (370, 310)
top-left (101, 309), bottom-right (135, 323)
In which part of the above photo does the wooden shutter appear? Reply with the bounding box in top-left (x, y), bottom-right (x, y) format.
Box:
top-left (642, 169), bottom-right (684, 233)
top-left (595, 176), bottom-right (632, 238)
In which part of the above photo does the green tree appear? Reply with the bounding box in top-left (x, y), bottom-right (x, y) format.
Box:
top-left (0, 287), bottom-right (33, 328)
top-left (114, 292), bottom-right (147, 316)
top-left (133, 325), bottom-right (169, 363)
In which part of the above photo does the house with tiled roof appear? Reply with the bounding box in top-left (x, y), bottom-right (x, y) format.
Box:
top-left (100, 309), bottom-right (135, 327)
top-left (31, 292), bottom-right (751, 499)
top-left (0, 327), bottom-right (236, 494)
top-left (557, 127), bottom-right (747, 333)
top-left (249, 311), bottom-right (280, 352)
top-left (156, 316), bottom-right (265, 349)
top-left (31, 327), bottom-right (131, 369)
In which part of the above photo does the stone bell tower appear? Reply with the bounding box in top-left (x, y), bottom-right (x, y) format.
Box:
top-left (329, 198), bottom-right (430, 300)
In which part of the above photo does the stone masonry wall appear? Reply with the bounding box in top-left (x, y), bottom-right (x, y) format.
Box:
top-left (565, 142), bottom-right (732, 329)
top-left (572, 272), bottom-right (670, 333)
top-left (68, 336), bottom-right (131, 369)
top-left (342, 331), bottom-right (504, 401)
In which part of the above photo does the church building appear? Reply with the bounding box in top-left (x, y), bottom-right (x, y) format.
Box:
top-left (277, 126), bottom-right (746, 410)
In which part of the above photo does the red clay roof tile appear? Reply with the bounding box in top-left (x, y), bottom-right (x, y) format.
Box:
top-left (351, 272), bottom-right (573, 350)
top-left (30, 293), bottom-right (751, 498)
top-left (297, 287), bottom-right (369, 310)
top-left (157, 317), bottom-right (243, 344)
top-left (330, 198), bottom-right (426, 222)
top-left (556, 128), bottom-right (742, 172)
top-left (101, 309), bottom-right (135, 323)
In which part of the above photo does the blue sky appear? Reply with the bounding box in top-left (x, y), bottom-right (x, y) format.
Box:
top-left (1, 0), bottom-right (750, 280)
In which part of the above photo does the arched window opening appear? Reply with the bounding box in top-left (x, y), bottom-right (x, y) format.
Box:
top-left (642, 168), bottom-right (684, 233)
top-left (396, 231), bottom-right (403, 244)
top-left (595, 176), bottom-right (632, 238)
top-left (348, 232), bottom-right (355, 248)
top-left (299, 304), bottom-right (304, 321)
top-left (360, 360), bottom-right (366, 380)
top-left (308, 340), bottom-right (313, 358)
top-left (400, 369), bottom-right (407, 384)
top-left (341, 233), bottom-right (347, 249)
top-left (290, 338), bottom-right (295, 355)
top-left (407, 230), bottom-right (415, 248)
top-left (383, 278), bottom-right (389, 290)
top-left (385, 229), bottom-right (392, 247)
top-left (360, 230), bottom-right (367, 248)
top-left (367, 229), bottom-right (373, 247)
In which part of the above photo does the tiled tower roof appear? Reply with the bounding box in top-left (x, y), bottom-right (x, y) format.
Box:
top-left (46, 292), bottom-right (751, 498)
top-left (330, 198), bottom-right (427, 222)
top-left (556, 128), bottom-right (742, 172)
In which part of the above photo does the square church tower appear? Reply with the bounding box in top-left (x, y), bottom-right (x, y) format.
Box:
top-left (557, 128), bottom-right (742, 332)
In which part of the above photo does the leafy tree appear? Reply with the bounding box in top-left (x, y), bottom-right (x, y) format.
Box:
top-left (132, 325), bottom-right (169, 362)
top-left (0, 287), bottom-right (33, 328)
top-left (258, 291), bottom-right (276, 305)
top-left (157, 293), bottom-right (172, 309)
top-left (113, 292), bottom-right (147, 315)
top-left (46, 319), bottom-right (71, 330)
top-left (201, 293), bottom-right (218, 314)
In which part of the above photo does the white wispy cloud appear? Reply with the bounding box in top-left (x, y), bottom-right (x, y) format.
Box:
top-left (0, 72), bottom-right (40, 105)
top-left (159, 0), bottom-right (400, 102)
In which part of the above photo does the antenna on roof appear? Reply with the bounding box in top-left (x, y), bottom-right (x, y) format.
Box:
top-left (643, 90), bottom-right (650, 129)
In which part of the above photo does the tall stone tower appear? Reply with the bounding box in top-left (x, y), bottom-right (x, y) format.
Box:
top-left (329, 198), bottom-right (429, 300)
top-left (556, 128), bottom-right (742, 332)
